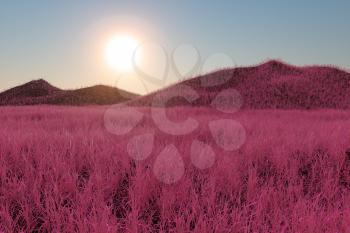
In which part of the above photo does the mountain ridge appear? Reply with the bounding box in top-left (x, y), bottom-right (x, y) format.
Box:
top-left (0, 79), bottom-right (139, 106)
top-left (128, 60), bottom-right (350, 109)
top-left (1, 60), bottom-right (350, 108)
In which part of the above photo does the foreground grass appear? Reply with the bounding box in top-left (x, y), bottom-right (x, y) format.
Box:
top-left (1, 106), bottom-right (350, 232)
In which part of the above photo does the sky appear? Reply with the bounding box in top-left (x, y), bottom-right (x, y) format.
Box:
top-left (1, 0), bottom-right (350, 94)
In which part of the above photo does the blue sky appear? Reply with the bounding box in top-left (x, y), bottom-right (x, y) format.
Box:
top-left (1, 0), bottom-right (349, 93)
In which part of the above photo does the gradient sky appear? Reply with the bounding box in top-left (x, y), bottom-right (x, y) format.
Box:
top-left (1, 0), bottom-right (350, 93)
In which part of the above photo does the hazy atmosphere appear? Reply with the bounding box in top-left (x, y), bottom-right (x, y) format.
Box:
top-left (1, 0), bottom-right (350, 93)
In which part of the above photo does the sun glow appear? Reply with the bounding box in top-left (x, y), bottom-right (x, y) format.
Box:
top-left (105, 35), bottom-right (140, 72)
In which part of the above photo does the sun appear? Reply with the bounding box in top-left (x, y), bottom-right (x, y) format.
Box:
top-left (105, 35), bottom-right (140, 72)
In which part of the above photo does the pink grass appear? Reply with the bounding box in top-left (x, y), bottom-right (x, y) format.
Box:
top-left (1, 105), bottom-right (350, 232)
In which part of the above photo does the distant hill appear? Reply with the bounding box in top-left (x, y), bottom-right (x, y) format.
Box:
top-left (2, 61), bottom-right (350, 108)
top-left (129, 60), bottom-right (350, 109)
top-left (0, 79), bottom-right (138, 105)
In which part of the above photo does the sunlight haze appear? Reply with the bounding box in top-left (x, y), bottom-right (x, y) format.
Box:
top-left (1, 1), bottom-right (350, 94)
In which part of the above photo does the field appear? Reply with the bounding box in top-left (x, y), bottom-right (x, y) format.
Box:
top-left (1, 105), bottom-right (350, 232)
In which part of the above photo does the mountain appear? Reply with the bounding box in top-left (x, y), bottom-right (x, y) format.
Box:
top-left (45, 85), bottom-right (138, 105)
top-left (129, 60), bottom-right (350, 109)
top-left (0, 79), bottom-right (62, 105)
top-left (0, 79), bottom-right (138, 105)
top-left (2, 61), bottom-right (350, 108)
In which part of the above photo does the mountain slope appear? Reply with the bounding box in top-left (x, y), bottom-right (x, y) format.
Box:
top-left (2, 61), bottom-right (349, 108)
top-left (0, 80), bottom-right (138, 105)
top-left (129, 60), bottom-right (350, 109)
top-left (0, 79), bottom-right (63, 105)
top-left (46, 85), bottom-right (138, 105)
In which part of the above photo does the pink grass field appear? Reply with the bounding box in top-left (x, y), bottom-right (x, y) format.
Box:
top-left (1, 105), bottom-right (350, 232)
